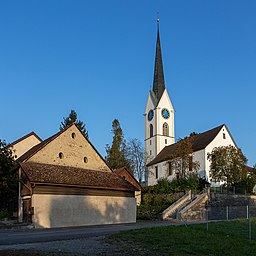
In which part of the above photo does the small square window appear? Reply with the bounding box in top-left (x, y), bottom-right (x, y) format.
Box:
top-left (155, 166), bottom-right (158, 179)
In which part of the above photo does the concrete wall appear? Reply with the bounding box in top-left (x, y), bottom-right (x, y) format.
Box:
top-left (29, 125), bottom-right (111, 172)
top-left (32, 194), bottom-right (136, 228)
top-left (12, 135), bottom-right (41, 159)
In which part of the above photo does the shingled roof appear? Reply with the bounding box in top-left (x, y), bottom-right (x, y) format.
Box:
top-left (20, 162), bottom-right (138, 192)
top-left (147, 124), bottom-right (233, 166)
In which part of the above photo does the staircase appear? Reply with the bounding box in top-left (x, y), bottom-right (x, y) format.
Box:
top-left (161, 189), bottom-right (209, 222)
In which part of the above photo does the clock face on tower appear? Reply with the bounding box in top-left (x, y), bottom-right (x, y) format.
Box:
top-left (161, 108), bottom-right (170, 119)
top-left (148, 110), bottom-right (154, 121)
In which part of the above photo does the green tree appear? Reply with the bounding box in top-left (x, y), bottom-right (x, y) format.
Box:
top-left (169, 135), bottom-right (200, 179)
top-left (207, 145), bottom-right (247, 186)
top-left (60, 109), bottom-right (88, 138)
top-left (126, 138), bottom-right (145, 183)
top-left (105, 119), bottom-right (129, 169)
top-left (0, 140), bottom-right (18, 213)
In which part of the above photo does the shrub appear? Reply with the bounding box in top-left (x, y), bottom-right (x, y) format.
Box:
top-left (0, 209), bottom-right (9, 220)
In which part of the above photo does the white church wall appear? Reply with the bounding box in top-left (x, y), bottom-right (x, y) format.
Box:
top-left (145, 89), bottom-right (175, 166)
top-left (193, 149), bottom-right (206, 179)
top-left (147, 162), bottom-right (168, 186)
top-left (144, 93), bottom-right (157, 162)
top-left (205, 126), bottom-right (236, 185)
top-left (155, 89), bottom-right (175, 153)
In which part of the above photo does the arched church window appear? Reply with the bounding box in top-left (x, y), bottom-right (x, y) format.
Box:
top-left (163, 123), bottom-right (169, 136)
top-left (150, 124), bottom-right (153, 137)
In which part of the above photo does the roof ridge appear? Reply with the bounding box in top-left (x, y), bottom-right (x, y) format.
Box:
top-left (9, 131), bottom-right (42, 146)
top-left (147, 124), bottom-right (226, 166)
top-left (16, 123), bottom-right (75, 162)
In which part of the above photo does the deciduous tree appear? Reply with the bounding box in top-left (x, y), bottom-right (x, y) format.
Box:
top-left (207, 145), bottom-right (247, 186)
top-left (126, 138), bottom-right (145, 183)
top-left (168, 135), bottom-right (200, 179)
top-left (60, 109), bottom-right (88, 138)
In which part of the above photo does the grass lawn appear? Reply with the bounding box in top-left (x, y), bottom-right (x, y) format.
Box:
top-left (109, 219), bottom-right (256, 256)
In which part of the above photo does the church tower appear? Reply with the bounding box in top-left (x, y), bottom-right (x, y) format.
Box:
top-left (144, 21), bottom-right (175, 164)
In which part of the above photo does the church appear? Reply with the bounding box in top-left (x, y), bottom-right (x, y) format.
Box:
top-left (145, 22), bottom-right (237, 186)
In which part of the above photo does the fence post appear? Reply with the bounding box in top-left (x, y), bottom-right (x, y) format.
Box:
top-left (247, 205), bottom-right (249, 219)
top-left (226, 206), bottom-right (229, 220)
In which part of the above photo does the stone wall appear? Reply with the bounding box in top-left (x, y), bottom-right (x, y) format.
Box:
top-left (30, 125), bottom-right (111, 172)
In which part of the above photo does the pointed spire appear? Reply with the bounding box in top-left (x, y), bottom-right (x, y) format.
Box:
top-left (152, 18), bottom-right (165, 103)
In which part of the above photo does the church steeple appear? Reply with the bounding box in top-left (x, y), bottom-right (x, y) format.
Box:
top-left (152, 20), bottom-right (165, 103)
top-left (144, 19), bottom-right (175, 178)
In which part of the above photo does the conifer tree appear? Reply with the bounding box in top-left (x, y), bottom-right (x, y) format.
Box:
top-left (60, 110), bottom-right (88, 138)
top-left (105, 119), bottom-right (129, 169)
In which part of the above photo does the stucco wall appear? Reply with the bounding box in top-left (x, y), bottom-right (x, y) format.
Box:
top-left (12, 135), bottom-right (41, 159)
top-left (193, 149), bottom-right (206, 178)
top-left (32, 194), bottom-right (136, 228)
top-left (29, 125), bottom-right (111, 172)
top-left (205, 126), bottom-right (236, 185)
top-left (144, 89), bottom-right (175, 165)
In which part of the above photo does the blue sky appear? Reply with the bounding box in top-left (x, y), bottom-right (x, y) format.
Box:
top-left (0, 1), bottom-right (255, 166)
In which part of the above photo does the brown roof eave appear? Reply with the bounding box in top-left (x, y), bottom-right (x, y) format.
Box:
top-left (30, 181), bottom-right (137, 192)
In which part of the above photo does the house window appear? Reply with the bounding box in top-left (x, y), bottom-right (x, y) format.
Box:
top-left (168, 162), bottom-right (173, 176)
top-left (150, 150), bottom-right (152, 155)
top-left (71, 132), bottom-right (76, 139)
top-left (84, 157), bottom-right (88, 163)
top-left (223, 133), bottom-right (226, 139)
top-left (155, 166), bottom-right (158, 179)
top-left (59, 152), bottom-right (64, 159)
top-left (150, 124), bottom-right (153, 137)
top-left (163, 123), bottom-right (169, 136)
top-left (165, 139), bottom-right (167, 144)
top-left (150, 140), bottom-right (152, 145)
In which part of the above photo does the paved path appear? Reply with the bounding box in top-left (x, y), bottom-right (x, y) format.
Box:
top-left (0, 221), bottom-right (179, 246)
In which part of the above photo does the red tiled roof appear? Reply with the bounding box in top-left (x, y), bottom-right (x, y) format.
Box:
top-left (147, 124), bottom-right (232, 166)
top-left (20, 162), bottom-right (138, 192)
top-left (246, 166), bottom-right (255, 173)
